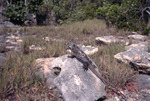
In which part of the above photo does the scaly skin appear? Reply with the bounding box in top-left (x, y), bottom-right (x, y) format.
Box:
top-left (66, 41), bottom-right (97, 71)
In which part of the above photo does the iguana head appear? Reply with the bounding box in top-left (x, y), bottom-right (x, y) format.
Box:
top-left (66, 41), bottom-right (76, 50)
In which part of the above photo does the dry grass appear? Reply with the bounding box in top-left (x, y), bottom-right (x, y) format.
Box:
top-left (0, 52), bottom-right (41, 100)
top-left (17, 19), bottom-right (129, 44)
top-left (0, 27), bottom-right (17, 35)
top-left (21, 36), bottom-right (67, 57)
top-left (0, 19), bottom-right (136, 100)
top-left (0, 40), bottom-right (66, 100)
top-left (90, 43), bottom-right (137, 90)
top-left (0, 36), bottom-right (66, 100)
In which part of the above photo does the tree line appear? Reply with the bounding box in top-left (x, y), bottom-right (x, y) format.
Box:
top-left (1, 0), bottom-right (150, 34)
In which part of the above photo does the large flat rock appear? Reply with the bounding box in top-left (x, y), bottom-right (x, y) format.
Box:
top-left (50, 54), bottom-right (106, 101)
top-left (128, 35), bottom-right (146, 41)
top-left (33, 58), bottom-right (57, 89)
top-left (67, 45), bottom-right (98, 56)
top-left (114, 43), bottom-right (150, 73)
top-left (95, 36), bottom-right (119, 45)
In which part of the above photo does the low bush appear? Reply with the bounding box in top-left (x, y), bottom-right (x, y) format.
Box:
top-left (2, 1), bottom-right (27, 25)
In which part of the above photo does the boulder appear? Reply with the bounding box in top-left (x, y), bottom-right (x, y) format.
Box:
top-left (138, 74), bottom-right (150, 101)
top-left (114, 43), bottom-right (150, 73)
top-left (50, 54), bottom-right (106, 101)
top-left (80, 45), bottom-right (98, 55)
top-left (126, 43), bottom-right (148, 52)
top-left (128, 35), bottom-right (146, 41)
top-left (95, 36), bottom-right (119, 45)
top-left (33, 58), bottom-right (58, 89)
top-left (67, 45), bottom-right (98, 55)
top-left (0, 21), bottom-right (20, 29)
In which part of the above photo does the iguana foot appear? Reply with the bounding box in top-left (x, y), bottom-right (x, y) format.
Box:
top-left (68, 55), bottom-right (75, 58)
top-left (83, 63), bottom-right (88, 71)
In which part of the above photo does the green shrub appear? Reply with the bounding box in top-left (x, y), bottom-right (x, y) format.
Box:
top-left (3, 1), bottom-right (27, 24)
top-left (3, 0), bottom-right (43, 25)
top-left (96, 4), bottom-right (149, 32)
top-left (141, 27), bottom-right (150, 35)
top-left (84, 3), bottom-right (97, 19)
top-left (96, 5), bottom-right (123, 25)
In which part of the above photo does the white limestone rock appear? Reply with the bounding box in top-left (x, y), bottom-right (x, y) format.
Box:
top-left (50, 54), bottom-right (106, 101)
top-left (95, 36), bottom-right (119, 45)
top-left (67, 45), bottom-right (98, 56)
top-left (114, 43), bottom-right (150, 73)
top-left (29, 45), bottom-right (45, 51)
top-left (128, 35), bottom-right (146, 41)
top-left (33, 58), bottom-right (57, 89)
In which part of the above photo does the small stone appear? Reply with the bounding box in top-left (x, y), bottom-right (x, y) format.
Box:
top-left (5, 39), bottom-right (11, 43)
top-left (131, 32), bottom-right (139, 35)
top-left (125, 41), bottom-right (130, 46)
top-left (43, 37), bottom-right (50, 42)
top-left (6, 46), bottom-right (15, 50)
top-left (17, 39), bottom-right (23, 43)
top-left (29, 45), bottom-right (45, 51)
top-left (8, 41), bottom-right (20, 46)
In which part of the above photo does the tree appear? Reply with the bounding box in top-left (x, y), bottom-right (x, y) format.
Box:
top-left (96, 0), bottom-right (150, 34)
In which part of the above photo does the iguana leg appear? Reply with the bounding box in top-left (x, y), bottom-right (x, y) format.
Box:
top-left (68, 51), bottom-right (76, 58)
top-left (83, 62), bottom-right (89, 71)
top-left (68, 55), bottom-right (75, 58)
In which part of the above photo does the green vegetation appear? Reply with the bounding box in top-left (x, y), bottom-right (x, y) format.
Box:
top-left (96, 0), bottom-right (150, 34)
top-left (2, 1), bottom-right (27, 24)
top-left (0, 20), bottom-right (138, 100)
top-left (1, 0), bottom-right (150, 34)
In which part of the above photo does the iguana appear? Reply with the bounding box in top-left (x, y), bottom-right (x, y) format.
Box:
top-left (66, 41), bottom-right (126, 99)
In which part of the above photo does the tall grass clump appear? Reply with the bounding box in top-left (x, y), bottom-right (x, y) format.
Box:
top-left (90, 43), bottom-right (137, 89)
top-left (0, 52), bottom-right (42, 100)
top-left (21, 36), bottom-right (66, 57)
top-left (0, 36), bottom-right (67, 100)
top-left (0, 28), bottom-right (13, 35)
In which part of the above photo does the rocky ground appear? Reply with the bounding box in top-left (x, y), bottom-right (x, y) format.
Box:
top-left (0, 29), bottom-right (150, 101)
